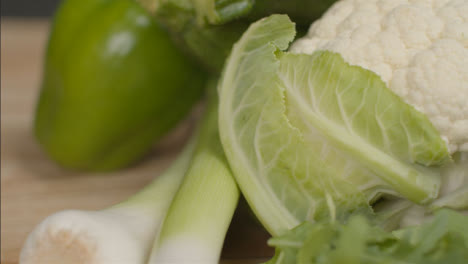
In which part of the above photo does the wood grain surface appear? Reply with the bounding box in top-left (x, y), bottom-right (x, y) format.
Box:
top-left (0, 19), bottom-right (273, 264)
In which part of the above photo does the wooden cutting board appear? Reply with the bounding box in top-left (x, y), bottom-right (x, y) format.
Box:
top-left (0, 19), bottom-right (273, 264)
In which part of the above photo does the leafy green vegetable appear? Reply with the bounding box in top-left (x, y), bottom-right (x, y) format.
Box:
top-left (178, 0), bottom-right (339, 26)
top-left (218, 15), bottom-right (450, 235)
top-left (153, 0), bottom-right (250, 72)
top-left (146, 0), bottom-right (339, 72)
top-left (247, 0), bottom-right (339, 26)
top-left (266, 209), bottom-right (468, 264)
top-left (192, 0), bottom-right (254, 25)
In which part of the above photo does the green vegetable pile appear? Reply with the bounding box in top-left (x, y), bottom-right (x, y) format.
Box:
top-left (267, 210), bottom-right (468, 264)
top-left (21, 0), bottom-right (468, 263)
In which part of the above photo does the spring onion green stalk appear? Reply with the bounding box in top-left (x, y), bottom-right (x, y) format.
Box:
top-left (148, 91), bottom-right (240, 264)
top-left (19, 136), bottom-right (197, 264)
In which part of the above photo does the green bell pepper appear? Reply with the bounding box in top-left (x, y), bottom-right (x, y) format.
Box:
top-left (35, 0), bottom-right (206, 171)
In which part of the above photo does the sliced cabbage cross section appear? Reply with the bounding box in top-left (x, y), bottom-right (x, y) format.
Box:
top-left (218, 15), bottom-right (450, 235)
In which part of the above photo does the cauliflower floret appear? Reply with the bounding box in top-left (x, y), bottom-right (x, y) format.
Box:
top-left (291, 0), bottom-right (468, 153)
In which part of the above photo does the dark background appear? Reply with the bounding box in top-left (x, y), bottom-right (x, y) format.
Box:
top-left (2, 0), bottom-right (61, 17)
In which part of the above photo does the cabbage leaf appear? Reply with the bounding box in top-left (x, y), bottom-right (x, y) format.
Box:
top-left (218, 15), bottom-right (450, 235)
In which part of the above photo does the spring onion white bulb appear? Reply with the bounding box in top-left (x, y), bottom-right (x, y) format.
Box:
top-left (19, 136), bottom-right (196, 264)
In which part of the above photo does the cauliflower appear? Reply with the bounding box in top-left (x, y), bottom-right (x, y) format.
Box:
top-left (291, 0), bottom-right (468, 153)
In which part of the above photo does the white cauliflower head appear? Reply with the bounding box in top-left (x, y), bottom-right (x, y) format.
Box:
top-left (291, 0), bottom-right (468, 153)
